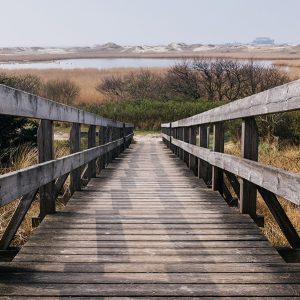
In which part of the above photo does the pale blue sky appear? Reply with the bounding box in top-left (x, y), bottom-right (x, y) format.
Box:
top-left (0, 0), bottom-right (299, 46)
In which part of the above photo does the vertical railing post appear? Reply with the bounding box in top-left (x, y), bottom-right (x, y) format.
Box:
top-left (189, 126), bottom-right (197, 175)
top-left (87, 125), bottom-right (96, 179)
top-left (212, 122), bottom-right (224, 193)
top-left (179, 127), bottom-right (184, 160)
top-left (174, 127), bottom-right (179, 156)
top-left (108, 127), bottom-right (113, 163)
top-left (169, 122), bottom-right (172, 150)
top-left (38, 119), bottom-right (55, 219)
top-left (70, 123), bottom-right (81, 194)
top-left (98, 126), bottom-right (106, 171)
top-left (240, 117), bottom-right (258, 218)
top-left (198, 124), bottom-right (209, 184)
top-left (183, 127), bottom-right (189, 165)
top-left (122, 123), bottom-right (126, 151)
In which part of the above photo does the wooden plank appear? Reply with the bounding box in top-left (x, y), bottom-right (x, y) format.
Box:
top-left (38, 119), bottom-right (55, 218)
top-left (0, 283), bottom-right (299, 297)
top-left (161, 79), bottom-right (300, 127)
top-left (0, 84), bottom-right (132, 128)
top-left (2, 262), bottom-right (300, 273)
top-left (3, 271), bottom-right (300, 284)
top-left (165, 135), bottom-right (300, 205)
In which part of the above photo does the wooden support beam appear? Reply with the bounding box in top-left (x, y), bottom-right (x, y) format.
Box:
top-left (240, 117), bottom-right (258, 218)
top-left (212, 122), bottom-right (224, 193)
top-left (0, 190), bottom-right (38, 250)
top-left (258, 186), bottom-right (300, 248)
top-left (70, 123), bottom-right (81, 194)
top-left (189, 126), bottom-right (197, 175)
top-left (87, 125), bottom-right (96, 179)
top-left (224, 171), bottom-right (240, 198)
top-left (38, 119), bottom-right (55, 219)
top-left (198, 125), bottom-right (210, 184)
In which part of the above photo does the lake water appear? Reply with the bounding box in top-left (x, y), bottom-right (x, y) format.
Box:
top-left (0, 58), bottom-right (274, 70)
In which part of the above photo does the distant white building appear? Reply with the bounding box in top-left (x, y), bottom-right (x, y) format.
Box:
top-left (252, 37), bottom-right (275, 45)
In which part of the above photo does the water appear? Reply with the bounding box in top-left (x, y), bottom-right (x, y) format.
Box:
top-left (0, 58), bottom-right (274, 70)
top-left (0, 58), bottom-right (181, 70)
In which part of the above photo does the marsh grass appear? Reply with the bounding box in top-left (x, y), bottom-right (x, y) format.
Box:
top-left (1, 67), bottom-right (167, 105)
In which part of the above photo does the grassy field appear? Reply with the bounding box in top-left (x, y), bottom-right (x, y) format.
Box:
top-left (0, 67), bottom-right (167, 105)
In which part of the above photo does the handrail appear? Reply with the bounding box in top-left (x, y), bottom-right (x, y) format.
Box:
top-left (0, 84), bottom-right (133, 128)
top-left (162, 79), bottom-right (300, 128)
top-left (0, 133), bottom-right (133, 207)
top-left (0, 84), bottom-right (134, 250)
top-left (161, 80), bottom-right (300, 248)
top-left (162, 133), bottom-right (300, 206)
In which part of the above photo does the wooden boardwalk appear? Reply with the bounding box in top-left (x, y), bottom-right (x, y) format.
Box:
top-left (1, 139), bottom-right (300, 298)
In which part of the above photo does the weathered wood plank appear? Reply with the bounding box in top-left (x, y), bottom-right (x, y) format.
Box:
top-left (0, 84), bottom-right (133, 128)
top-left (0, 283), bottom-right (299, 297)
top-left (162, 79), bottom-right (300, 127)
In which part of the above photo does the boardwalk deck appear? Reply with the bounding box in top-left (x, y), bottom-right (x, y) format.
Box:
top-left (1, 139), bottom-right (300, 298)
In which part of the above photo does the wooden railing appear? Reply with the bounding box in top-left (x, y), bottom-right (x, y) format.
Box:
top-left (162, 79), bottom-right (300, 248)
top-left (0, 84), bottom-right (134, 250)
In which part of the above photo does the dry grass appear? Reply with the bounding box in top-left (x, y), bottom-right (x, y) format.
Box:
top-left (0, 67), bottom-right (167, 105)
top-left (225, 142), bottom-right (300, 246)
top-left (0, 142), bottom-right (69, 247)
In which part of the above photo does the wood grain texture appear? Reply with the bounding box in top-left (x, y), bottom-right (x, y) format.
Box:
top-left (0, 139), bottom-right (299, 297)
top-left (0, 84), bottom-right (133, 128)
top-left (162, 79), bottom-right (300, 128)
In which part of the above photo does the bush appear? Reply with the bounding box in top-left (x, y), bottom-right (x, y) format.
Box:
top-left (0, 73), bottom-right (41, 164)
top-left (43, 79), bottom-right (80, 105)
top-left (84, 99), bottom-right (224, 130)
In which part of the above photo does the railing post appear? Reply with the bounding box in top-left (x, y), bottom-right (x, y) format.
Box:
top-left (122, 123), bottom-right (126, 151)
top-left (212, 122), bottom-right (224, 193)
top-left (189, 126), bottom-right (197, 175)
top-left (38, 119), bottom-right (55, 219)
top-left (99, 126), bottom-right (107, 173)
top-left (169, 122), bottom-right (172, 150)
top-left (108, 126), bottom-right (113, 163)
top-left (183, 127), bottom-right (189, 165)
top-left (198, 124), bottom-right (210, 184)
top-left (70, 123), bottom-right (81, 194)
top-left (87, 125), bottom-right (96, 179)
top-left (240, 117), bottom-right (258, 218)
top-left (179, 127), bottom-right (184, 160)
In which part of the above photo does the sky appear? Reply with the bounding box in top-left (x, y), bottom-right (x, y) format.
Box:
top-left (0, 0), bottom-right (299, 47)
